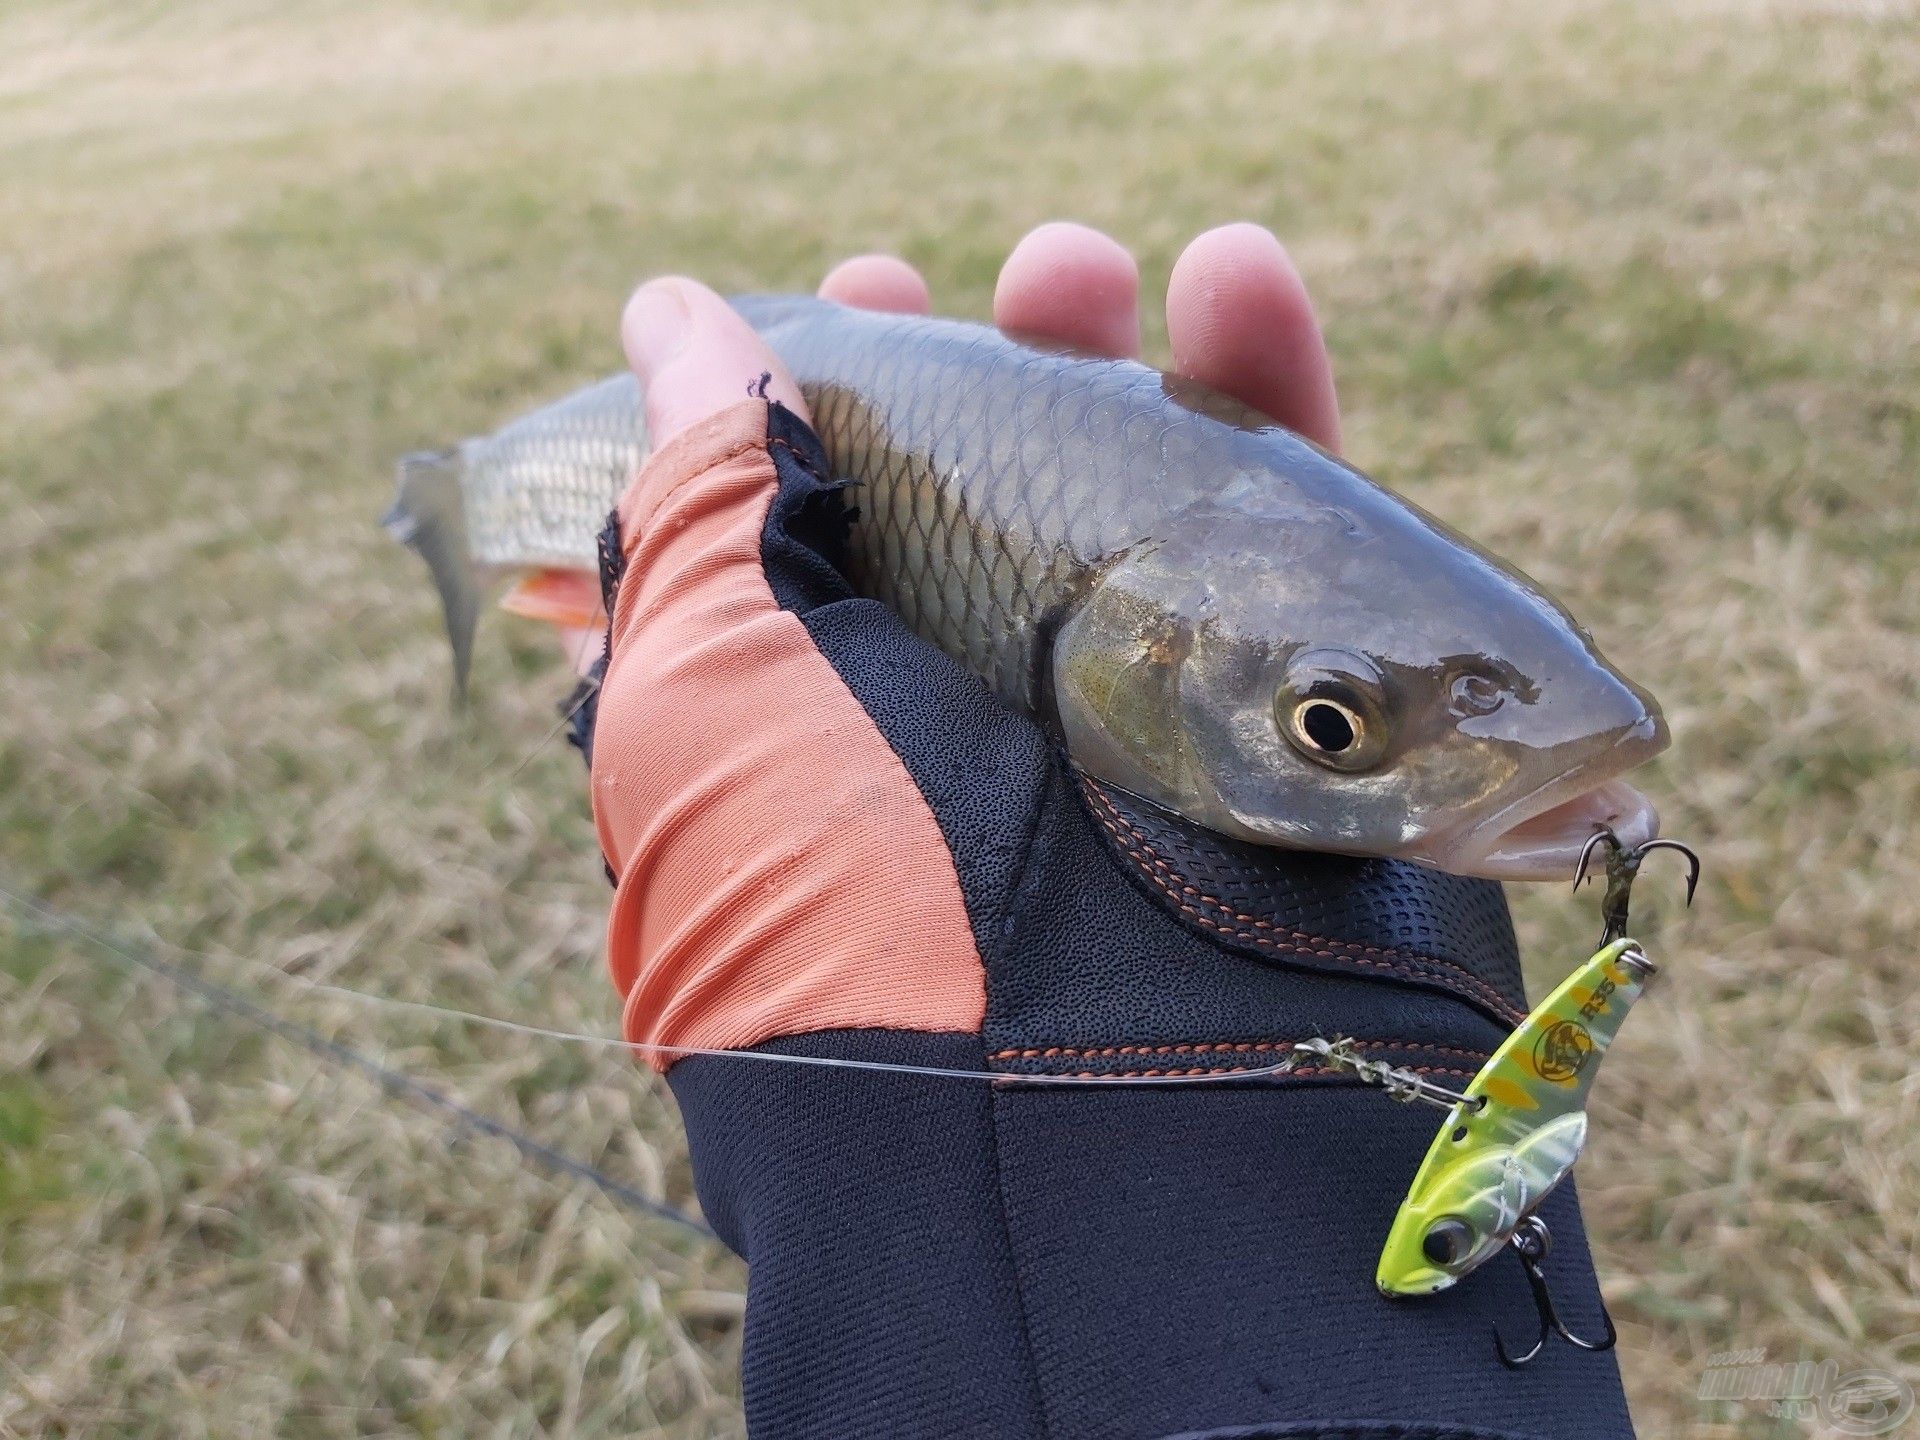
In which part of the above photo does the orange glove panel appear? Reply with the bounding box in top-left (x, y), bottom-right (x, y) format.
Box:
top-left (591, 401), bottom-right (987, 1066)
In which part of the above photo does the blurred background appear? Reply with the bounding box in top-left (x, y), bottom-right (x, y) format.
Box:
top-left (3, 1), bottom-right (1917, 1435)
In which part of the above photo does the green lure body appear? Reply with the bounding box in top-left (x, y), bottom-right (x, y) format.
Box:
top-left (1376, 938), bottom-right (1656, 1297)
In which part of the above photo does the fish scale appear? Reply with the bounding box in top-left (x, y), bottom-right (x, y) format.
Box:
top-left (759, 302), bottom-right (1174, 708)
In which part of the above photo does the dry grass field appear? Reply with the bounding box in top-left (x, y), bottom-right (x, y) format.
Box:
top-left (3, 0), bottom-right (1918, 1434)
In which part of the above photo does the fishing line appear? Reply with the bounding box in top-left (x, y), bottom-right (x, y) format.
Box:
top-left (17, 500), bottom-right (1298, 1087)
top-left (0, 882), bottom-right (715, 1239)
top-left (0, 882), bottom-right (1299, 1088)
top-left (509, 670), bottom-right (599, 782)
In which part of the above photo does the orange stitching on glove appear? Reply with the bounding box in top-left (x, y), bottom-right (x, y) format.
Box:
top-left (989, 1040), bottom-right (1490, 1062)
top-left (1084, 781), bottom-right (1527, 1027)
top-left (1039, 1064), bottom-right (1484, 1081)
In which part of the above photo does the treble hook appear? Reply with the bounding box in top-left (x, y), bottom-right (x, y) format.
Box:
top-left (1573, 828), bottom-right (1701, 946)
top-left (1493, 1216), bottom-right (1618, 1368)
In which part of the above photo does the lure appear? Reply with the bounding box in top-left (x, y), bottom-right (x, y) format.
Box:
top-left (1296, 831), bottom-right (1699, 1366)
top-left (1371, 935), bottom-right (1654, 1305)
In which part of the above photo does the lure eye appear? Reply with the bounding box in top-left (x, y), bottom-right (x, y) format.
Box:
top-left (1421, 1216), bottom-right (1477, 1269)
top-left (1278, 649), bottom-right (1390, 771)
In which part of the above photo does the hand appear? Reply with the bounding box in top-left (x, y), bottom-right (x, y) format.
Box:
top-left (631, 218), bottom-right (1340, 463)
top-left (815, 221), bottom-right (1340, 452)
top-left (588, 225), bottom-right (1627, 1436)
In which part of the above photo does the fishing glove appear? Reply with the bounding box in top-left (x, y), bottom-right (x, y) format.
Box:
top-left (582, 396), bottom-right (1637, 1440)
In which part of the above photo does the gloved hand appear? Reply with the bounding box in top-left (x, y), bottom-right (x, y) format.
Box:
top-left (585, 224), bottom-right (1635, 1440)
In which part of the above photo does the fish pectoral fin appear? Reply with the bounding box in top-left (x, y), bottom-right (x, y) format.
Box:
top-left (500, 568), bottom-right (606, 629)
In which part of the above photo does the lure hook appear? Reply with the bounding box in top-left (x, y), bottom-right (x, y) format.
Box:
top-left (1573, 829), bottom-right (1702, 946)
top-left (1492, 1215), bottom-right (1618, 1368)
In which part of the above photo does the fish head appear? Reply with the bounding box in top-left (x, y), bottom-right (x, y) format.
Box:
top-left (1052, 458), bottom-right (1668, 880)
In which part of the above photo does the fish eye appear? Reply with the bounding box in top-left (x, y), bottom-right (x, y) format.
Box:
top-left (1278, 649), bottom-right (1390, 772)
top-left (1297, 697), bottom-right (1360, 753)
top-left (1289, 694), bottom-right (1366, 762)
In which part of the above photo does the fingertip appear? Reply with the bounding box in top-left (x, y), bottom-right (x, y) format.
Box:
top-left (1167, 223), bottom-right (1342, 452)
top-left (819, 254), bottom-right (931, 313)
top-left (994, 221), bottom-right (1141, 359)
top-left (622, 277), bottom-right (808, 441)
top-left (622, 278), bottom-right (695, 381)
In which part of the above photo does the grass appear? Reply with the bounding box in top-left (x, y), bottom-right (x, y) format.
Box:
top-left (2, 0), bottom-right (1917, 1433)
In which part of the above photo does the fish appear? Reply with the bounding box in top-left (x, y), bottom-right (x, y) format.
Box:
top-left (385, 295), bottom-right (1669, 881)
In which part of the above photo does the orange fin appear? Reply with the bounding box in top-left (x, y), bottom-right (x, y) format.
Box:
top-left (499, 569), bottom-right (605, 629)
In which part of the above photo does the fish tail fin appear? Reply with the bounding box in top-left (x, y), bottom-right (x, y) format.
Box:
top-left (383, 447), bottom-right (483, 703)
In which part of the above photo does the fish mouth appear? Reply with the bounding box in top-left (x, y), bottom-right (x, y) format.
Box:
top-left (1439, 769), bottom-right (1660, 882)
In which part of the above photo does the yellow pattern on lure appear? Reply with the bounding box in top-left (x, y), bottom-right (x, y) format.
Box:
top-left (1375, 937), bottom-right (1656, 1298)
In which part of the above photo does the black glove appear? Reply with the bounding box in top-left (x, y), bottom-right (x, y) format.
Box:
top-left (583, 396), bottom-right (1635, 1440)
